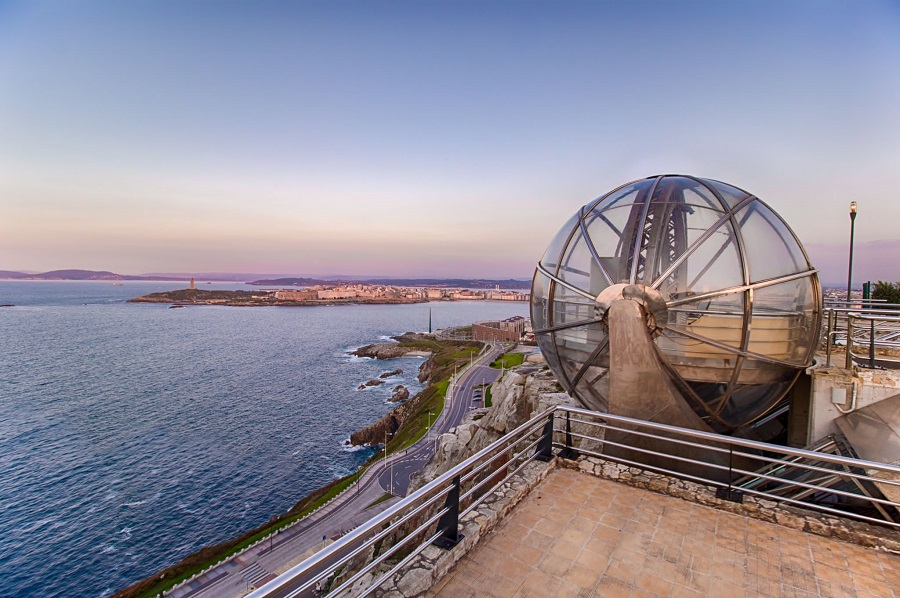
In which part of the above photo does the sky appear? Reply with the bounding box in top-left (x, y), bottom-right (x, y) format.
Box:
top-left (1, 0), bottom-right (898, 283)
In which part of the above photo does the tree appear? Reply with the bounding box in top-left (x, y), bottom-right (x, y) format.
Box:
top-left (872, 281), bottom-right (900, 306)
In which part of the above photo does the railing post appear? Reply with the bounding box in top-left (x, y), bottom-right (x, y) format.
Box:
top-left (845, 314), bottom-right (854, 370)
top-left (825, 309), bottom-right (834, 367)
top-left (558, 411), bottom-right (578, 460)
top-left (715, 445), bottom-right (743, 503)
top-left (433, 475), bottom-right (464, 549)
top-left (535, 412), bottom-right (555, 462)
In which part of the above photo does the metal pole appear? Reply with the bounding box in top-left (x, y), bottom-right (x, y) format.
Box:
top-left (865, 282), bottom-right (876, 368)
top-left (826, 309), bottom-right (834, 367)
top-left (847, 201), bottom-right (857, 303)
top-left (845, 314), bottom-right (855, 370)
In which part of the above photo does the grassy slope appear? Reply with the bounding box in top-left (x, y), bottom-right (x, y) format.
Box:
top-left (490, 352), bottom-right (525, 369)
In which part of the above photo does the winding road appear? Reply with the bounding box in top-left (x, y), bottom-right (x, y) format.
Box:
top-left (171, 342), bottom-right (508, 598)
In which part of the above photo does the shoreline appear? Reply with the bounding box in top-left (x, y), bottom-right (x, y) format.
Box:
top-left (114, 333), bottom-right (483, 598)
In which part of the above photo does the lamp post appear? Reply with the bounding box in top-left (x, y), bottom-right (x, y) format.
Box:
top-left (847, 201), bottom-right (858, 303)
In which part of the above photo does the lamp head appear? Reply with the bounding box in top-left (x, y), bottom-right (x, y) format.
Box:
top-left (850, 201), bottom-right (858, 215)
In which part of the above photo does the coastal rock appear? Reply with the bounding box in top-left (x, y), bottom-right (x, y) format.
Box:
top-left (357, 379), bottom-right (385, 390)
top-left (379, 368), bottom-right (403, 379)
top-left (353, 343), bottom-right (416, 359)
top-left (352, 333), bottom-right (437, 360)
top-left (389, 385), bottom-right (410, 403)
top-left (410, 364), bottom-right (566, 491)
top-left (417, 359), bottom-right (435, 383)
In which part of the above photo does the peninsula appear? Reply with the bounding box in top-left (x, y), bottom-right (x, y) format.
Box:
top-left (128, 283), bottom-right (529, 306)
top-left (127, 287), bottom-right (427, 307)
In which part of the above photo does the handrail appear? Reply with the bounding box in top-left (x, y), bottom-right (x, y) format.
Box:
top-left (820, 305), bottom-right (900, 368)
top-left (247, 406), bottom-right (555, 597)
top-left (248, 402), bottom-right (900, 597)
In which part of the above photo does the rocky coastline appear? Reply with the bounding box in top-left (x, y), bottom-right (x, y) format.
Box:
top-left (348, 333), bottom-right (479, 446)
top-left (351, 333), bottom-right (436, 360)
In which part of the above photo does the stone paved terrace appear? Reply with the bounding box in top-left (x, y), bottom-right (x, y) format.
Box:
top-left (427, 468), bottom-right (900, 598)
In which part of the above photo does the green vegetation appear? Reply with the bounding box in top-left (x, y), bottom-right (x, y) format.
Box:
top-left (485, 384), bottom-right (493, 408)
top-left (490, 352), bottom-right (525, 369)
top-left (120, 334), bottom-right (482, 598)
top-left (365, 492), bottom-right (395, 509)
top-left (873, 281), bottom-right (900, 306)
top-left (120, 468), bottom-right (366, 598)
top-left (129, 288), bottom-right (273, 304)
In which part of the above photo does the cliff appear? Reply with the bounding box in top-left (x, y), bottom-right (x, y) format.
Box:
top-left (410, 359), bottom-right (602, 492)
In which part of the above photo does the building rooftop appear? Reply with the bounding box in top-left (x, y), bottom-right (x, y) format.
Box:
top-left (428, 468), bottom-right (900, 598)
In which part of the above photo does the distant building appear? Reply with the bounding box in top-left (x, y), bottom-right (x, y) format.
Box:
top-left (275, 289), bottom-right (317, 301)
top-left (472, 316), bottom-right (528, 342)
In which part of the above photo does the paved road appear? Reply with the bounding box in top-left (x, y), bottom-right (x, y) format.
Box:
top-left (172, 342), bottom-right (508, 598)
top-left (378, 342), bottom-right (505, 496)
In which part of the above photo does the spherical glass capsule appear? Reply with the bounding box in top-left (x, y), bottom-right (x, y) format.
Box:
top-left (531, 175), bottom-right (822, 433)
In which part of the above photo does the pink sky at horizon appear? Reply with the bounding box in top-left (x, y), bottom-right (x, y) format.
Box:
top-left (2, 1), bottom-right (898, 284)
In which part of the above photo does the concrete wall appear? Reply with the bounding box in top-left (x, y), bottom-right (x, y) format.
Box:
top-left (806, 363), bottom-right (900, 443)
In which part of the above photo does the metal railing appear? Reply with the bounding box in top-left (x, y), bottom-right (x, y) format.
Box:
top-left (820, 303), bottom-right (900, 368)
top-left (249, 404), bottom-right (900, 597)
top-left (248, 407), bottom-right (554, 598)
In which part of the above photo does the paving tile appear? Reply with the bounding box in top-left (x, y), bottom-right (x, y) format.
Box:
top-left (594, 575), bottom-right (634, 597)
top-left (514, 543), bottom-right (545, 568)
top-left (431, 468), bottom-right (898, 598)
top-left (635, 571), bottom-right (672, 597)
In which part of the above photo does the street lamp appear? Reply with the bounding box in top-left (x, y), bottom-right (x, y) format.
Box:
top-left (847, 201), bottom-right (858, 303)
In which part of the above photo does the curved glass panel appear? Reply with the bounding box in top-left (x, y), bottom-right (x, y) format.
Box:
top-left (667, 293), bottom-right (746, 350)
top-left (550, 284), bottom-right (597, 331)
top-left (704, 179), bottom-right (751, 210)
top-left (749, 277), bottom-right (818, 365)
top-left (658, 220), bottom-right (744, 300)
top-left (651, 177), bottom-right (726, 212)
top-left (586, 179), bottom-right (654, 214)
top-left (718, 380), bottom-right (792, 426)
top-left (559, 229), bottom-right (608, 296)
top-left (532, 175), bottom-right (821, 435)
top-left (584, 205), bottom-right (639, 284)
top-left (540, 212), bottom-right (580, 273)
top-left (648, 206), bottom-right (735, 289)
top-left (530, 269), bottom-right (551, 332)
top-left (735, 202), bottom-right (809, 282)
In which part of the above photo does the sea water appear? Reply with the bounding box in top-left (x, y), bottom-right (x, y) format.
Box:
top-left (0, 281), bottom-right (528, 597)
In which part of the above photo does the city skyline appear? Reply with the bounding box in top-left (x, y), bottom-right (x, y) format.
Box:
top-left (2, 1), bottom-right (899, 283)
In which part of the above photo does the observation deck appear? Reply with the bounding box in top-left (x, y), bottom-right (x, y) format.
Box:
top-left (246, 405), bottom-right (900, 598)
top-left (430, 467), bottom-right (898, 597)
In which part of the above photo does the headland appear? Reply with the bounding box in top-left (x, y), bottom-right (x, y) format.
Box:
top-left (129, 283), bottom-right (529, 306)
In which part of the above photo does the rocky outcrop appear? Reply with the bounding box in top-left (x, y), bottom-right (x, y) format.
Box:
top-left (357, 379), bottom-right (385, 390)
top-left (410, 364), bottom-right (577, 491)
top-left (350, 392), bottom-right (419, 445)
top-left (354, 344), bottom-right (421, 359)
top-left (379, 369), bottom-right (403, 379)
top-left (389, 385), bottom-right (410, 403)
top-left (417, 359), bottom-right (434, 383)
top-left (352, 333), bottom-right (435, 360)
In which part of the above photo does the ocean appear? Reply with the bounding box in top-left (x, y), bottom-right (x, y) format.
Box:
top-left (0, 281), bottom-right (528, 597)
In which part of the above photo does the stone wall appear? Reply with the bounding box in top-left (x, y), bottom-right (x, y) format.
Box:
top-left (370, 459), bottom-right (555, 597)
top-left (567, 455), bottom-right (900, 554)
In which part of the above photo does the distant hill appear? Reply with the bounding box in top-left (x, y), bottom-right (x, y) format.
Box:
top-left (0, 270), bottom-right (532, 287)
top-left (38, 269), bottom-right (123, 280)
top-left (249, 277), bottom-right (532, 289)
top-left (0, 269), bottom-right (187, 281)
